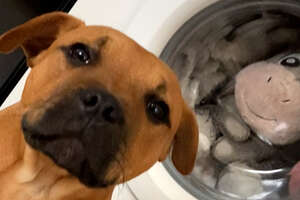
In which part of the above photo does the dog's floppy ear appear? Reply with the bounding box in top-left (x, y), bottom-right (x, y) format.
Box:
top-left (0, 12), bottom-right (84, 66)
top-left (171, 103), bottom-right (199, 175)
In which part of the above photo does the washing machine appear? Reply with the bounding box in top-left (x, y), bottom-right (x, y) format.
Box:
top-left (120, 0), bottom-right (300, 200)
top-left (1, 0), bottom-right (300, 200)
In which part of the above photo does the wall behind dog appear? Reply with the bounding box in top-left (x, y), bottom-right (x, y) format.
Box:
top-left (0, 0), bottom-right (76, 106)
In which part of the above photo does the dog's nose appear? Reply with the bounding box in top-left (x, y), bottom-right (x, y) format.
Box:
top-left (79, 90), bottom-right (124, 124)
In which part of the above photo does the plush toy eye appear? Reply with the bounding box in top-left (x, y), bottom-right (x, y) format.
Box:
top-left (280, 54), bottom-right (300, 67)
top-left (146, 97), bottom-right (170, 125)
top-left (68, 43), bottom-right (91, 65)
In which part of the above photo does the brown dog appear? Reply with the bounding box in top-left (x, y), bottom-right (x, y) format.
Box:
top-left (0, 12), bottom-right (198, 200)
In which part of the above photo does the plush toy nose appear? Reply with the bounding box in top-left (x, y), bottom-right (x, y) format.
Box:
top-left (79, 89), bottom-right (124, 124)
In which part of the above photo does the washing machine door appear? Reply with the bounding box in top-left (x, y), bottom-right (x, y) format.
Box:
top-left (128, 0), bottom-right (300, 200)
top-left (128, 163), bottom-right (197, 200)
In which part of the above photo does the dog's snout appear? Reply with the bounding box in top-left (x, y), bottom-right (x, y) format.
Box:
top-left (79, 90), bottom-right (124, 124)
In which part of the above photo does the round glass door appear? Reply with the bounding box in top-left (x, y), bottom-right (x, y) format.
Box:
top-left (161, 0), bottom-right (300, 199)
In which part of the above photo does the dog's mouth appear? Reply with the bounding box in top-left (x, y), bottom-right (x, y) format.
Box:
top-left (22, 117), bottom-right (122, 187)
top-left (21, 93), bottom-right (126, 188)
top-left (22, 120), bottom-right (121, 188)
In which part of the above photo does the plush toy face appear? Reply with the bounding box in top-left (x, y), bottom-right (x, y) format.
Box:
top-left (235, 53), bottom-right (300, 145)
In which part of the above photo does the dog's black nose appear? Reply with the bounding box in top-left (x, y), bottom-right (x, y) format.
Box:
top-left (79, 89), bottom-right (124, 124)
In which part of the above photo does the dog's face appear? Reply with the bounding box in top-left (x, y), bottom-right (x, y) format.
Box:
top-left (0, 12), bottom-right (198, 188)
top-left (21, 26), bottom-right (187, 187)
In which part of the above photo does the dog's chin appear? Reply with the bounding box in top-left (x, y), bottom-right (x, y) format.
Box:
top-left (76, 160), bottom-right (118, 188)
top-left (22, 119), bottom-right (120, 188)
top-left (24, 131), bottom-right (119, 188)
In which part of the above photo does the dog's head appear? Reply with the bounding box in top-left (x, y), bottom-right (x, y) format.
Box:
top-left (0, 12), bottom-right (198, 187)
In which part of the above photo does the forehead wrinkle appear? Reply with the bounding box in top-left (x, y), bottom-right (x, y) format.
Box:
top-left (155, 81), bottom-right (167, 95)
top-left (95, 36), bottom-right (109, 48)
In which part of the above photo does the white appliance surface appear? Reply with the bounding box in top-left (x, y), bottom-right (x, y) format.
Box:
top-left (0, 0), bottom-right (219, 199)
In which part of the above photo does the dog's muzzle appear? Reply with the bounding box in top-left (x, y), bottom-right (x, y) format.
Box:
top-left (21, 88), bottom-right (125, 187)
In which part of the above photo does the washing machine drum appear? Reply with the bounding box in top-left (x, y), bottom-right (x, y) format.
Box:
top-left (161, 0), bottom-right (300, 199)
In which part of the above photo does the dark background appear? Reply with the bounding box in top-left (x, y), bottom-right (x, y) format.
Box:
top-left (0, 0), bottom-right (77, 105)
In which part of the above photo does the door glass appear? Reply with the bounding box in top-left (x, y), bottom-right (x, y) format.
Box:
top-left (162, 0), bottom-right (300, 199)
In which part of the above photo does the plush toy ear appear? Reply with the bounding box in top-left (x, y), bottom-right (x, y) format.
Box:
top-left (171, 103), bottom-right (199, 175)
top-left (0, 11), bottom-right (84, 66)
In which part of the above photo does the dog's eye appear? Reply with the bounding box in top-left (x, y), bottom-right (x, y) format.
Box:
top-left (280, 54), bottom-right (300, 67)
top-left (68, 43), bottom-right (91, 65)
top-left (146, 97), bottom-right (170, 125)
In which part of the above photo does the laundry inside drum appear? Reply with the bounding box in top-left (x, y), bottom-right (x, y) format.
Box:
top-left (161, 0), bottom-right (300, 199)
